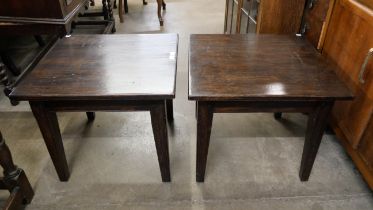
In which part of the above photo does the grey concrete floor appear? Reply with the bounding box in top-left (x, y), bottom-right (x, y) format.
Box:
top-left (0, 0), bottom-right (372, 209)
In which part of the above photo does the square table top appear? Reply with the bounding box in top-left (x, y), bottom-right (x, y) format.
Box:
top-left (188, 34), bottom-right (353, 101)
top-left (10, 34), bottom-right (178, 101)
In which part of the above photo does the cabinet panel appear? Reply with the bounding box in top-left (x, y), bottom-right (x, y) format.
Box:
top-left (358, 118), bottom-right (373, 171)
top-left (257, 0), bottom-right (306, 34)
top-left (323, 0), bottom-right (373, 148)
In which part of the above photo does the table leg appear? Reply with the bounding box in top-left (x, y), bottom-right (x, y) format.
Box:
top-left (150, 102), bottom-right (171, 182)
top-left (162, 0), bottom-right (166, 10)
top-left (86, 112), bottom-right (96, 121)
top-left (299, 101), bottom-right (333, 181)
top-left (196, 101), bottom-right (213, 182)
top-left (166, 99), bottom-right (173, 122)
top-left (143, 0), bottom-right (148, 5)
top-left (30, 102), bottom-right (70, 181)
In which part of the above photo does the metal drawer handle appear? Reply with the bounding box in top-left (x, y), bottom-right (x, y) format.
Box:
top-left (359, 48), bottom-right (373, 84)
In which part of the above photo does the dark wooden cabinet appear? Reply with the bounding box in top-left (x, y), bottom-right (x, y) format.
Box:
top-left (225, 0), bottom-right (306, 34)
top-left (0, 0), bottom-right (89, 35)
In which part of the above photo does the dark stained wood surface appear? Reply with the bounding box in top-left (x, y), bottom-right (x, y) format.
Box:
top-left (189, 34), bottom-right (353, 101)
top-left (10, 34), bottom-right (178, 101)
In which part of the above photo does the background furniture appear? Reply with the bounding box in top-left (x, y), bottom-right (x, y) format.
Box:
top-left (300, 0), bottom-right (336, 50)
top-left (0, 0), bottom-right (115, 103)
top-left (224, 0), bottom-right (306, 34)
top-left (10, 34), bottom-right (178, 182)
top-left (189, 34), bottom-right (352, 182)
top-left (0, 131), bottom-right (34, 210)
top-left (118, 0), bottom-right (166, 26)
top-left (320, 0), bottom-right (373, 189)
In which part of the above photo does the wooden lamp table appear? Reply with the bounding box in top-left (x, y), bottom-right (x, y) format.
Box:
top-left (10, 34), bottom-right (178, 182)
top-left (188, 34), bottom-right (353, 182)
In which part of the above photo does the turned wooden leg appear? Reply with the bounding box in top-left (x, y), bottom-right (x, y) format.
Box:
top-left (150, 101), bottom-right (171, 182)
top-left (157, 0), bottom-right (164, 26)
top-left (118, 0), bottom-right (124, 22)
top-left (274, 112), bottom-right (282, 120)
top-left (30, 102), bottom-right (70, 181)
top-left (86, 112), bottom-right (96, 121)
top-left (166, 99), bottom-right (173, 122)
top-left (143, 0), bottom-right (148, 5)
top-left (299, 101), bottom-right (334, 181)
top-left (196, 101), bottom-right (213, 182)
top-left (0, 132), bottom-right (34, 204)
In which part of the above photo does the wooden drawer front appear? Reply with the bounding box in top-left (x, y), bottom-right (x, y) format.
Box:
top-left (324, 0), bottom-right (373, 148)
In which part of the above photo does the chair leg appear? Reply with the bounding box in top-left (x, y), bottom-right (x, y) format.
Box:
top-left (162, 0), bottom-right (166, 10)
top-left (157, 0), bottom-right (163, 26)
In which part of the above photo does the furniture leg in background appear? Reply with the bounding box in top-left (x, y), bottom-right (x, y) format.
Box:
top-left (0, 132), bottom-right (34, 210)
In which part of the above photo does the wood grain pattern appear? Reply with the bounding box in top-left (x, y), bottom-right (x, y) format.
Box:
top-left (189, 34), bottom-right (352, 101)
top-left (257, 0), bottom-right (306, 34)
top-left (323, 0), bottom-right (373, 148)
top-left (10, 34), bottom-right (178, 101)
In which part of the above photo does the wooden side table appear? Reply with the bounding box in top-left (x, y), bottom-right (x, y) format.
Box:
top-left (189, 34), bottom-right (353, 182)
top-left (10, 34), bottom-right (178, 182)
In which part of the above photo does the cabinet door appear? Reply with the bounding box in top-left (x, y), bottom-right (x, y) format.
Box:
top-left (323, 0), bottom-right (373, 148)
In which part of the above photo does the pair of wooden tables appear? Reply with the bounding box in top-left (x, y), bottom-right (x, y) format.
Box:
top-left (9, 34), bottom-right (352, 183)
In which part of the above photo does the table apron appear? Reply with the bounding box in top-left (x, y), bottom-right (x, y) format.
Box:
top-left (199, 101), bottom-right (331, 113)
top-left (29, 100), bottom-right (165, 112)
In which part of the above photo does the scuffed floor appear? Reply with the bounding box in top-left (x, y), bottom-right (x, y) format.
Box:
top-left (0, 0), bottom-right (372, 209)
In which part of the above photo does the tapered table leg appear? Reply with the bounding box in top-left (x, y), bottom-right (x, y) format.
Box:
top-left (30, 102), bottom-right (70, 181)
top-left (299, 101), bottom-right (334, 181)
top-left (166, 99), bottom-right (173, 122)
top-left (150, 101), bottom-right (171, 182)
top-left (196, 101), bottom-right (213, 182)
